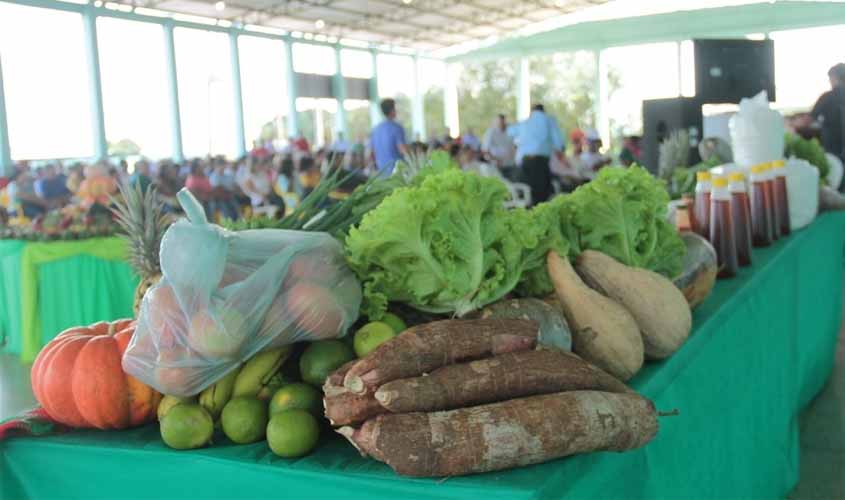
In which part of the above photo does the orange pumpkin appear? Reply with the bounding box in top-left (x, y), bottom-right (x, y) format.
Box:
top-left (31, 319), bottom-right (162, 430)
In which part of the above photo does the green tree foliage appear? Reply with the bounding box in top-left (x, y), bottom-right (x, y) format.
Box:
top-left (457, 60), bottom-right (519, 136)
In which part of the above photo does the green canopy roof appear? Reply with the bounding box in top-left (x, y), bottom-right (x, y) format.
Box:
top-left (448, 1), bottom-right (845, 62)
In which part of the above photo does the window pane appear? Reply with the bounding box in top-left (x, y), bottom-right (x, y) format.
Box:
top-left (341, 49), bottom-right (372, 78)
top-left (0, 4), bottom-right (93, 159)
top-left (770, 26), bottom-right (845, 111)
top-left (174, 27), bottom-right (237, 158)
top-left (98, 17), bottom-right (170, 159)
top-left (296, 97), bottom-right (336, 148)
top-left (239, 36), bottom-right (287, 148)
top-left (603, 42), bottom-right (680, 135)
top-left (293, 43), bottom-right (335, 75)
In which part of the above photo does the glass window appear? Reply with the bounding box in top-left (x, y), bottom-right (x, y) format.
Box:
top-left (770, 26), bottom-right (845, 111)
top-left (239, 36), bottom-right (288, 148)
top-left (296, 97), bottom-right (336, 148)
top-left (340, 49), bottom-right (372, 78)
top-left (293, 43), bottom-right (336, 75)
top-left (98, 17), bottom-right (170, 159)
top-left (602, 42), bottom-right (680, 136)
top-left (174, 27), bottom-right (237, 159)
top-left (0, 4), bottom-right (93, 159)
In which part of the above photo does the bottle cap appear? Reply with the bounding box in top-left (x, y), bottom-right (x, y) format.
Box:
top-left (750, 164), bottom-right (766, 174)
top-left (729, 172), bottom-right (745, 182)
top-left (712, 177), bottom-right (729, 188)
top-left (772, 159), bottom-right (786, 169)
top-left (696, 171), bottom-right (712, 182)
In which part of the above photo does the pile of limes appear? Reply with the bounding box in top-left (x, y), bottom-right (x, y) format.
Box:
top-left (158, 313), bottom-right (407, 458)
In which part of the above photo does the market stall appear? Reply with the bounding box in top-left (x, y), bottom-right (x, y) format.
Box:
top-left (0, 237), bottom-right (136, 362)
top-left (3, 210), bottom-right (842, 499)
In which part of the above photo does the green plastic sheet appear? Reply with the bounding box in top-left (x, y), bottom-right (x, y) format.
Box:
top-left (2, 213), bottom-right (844, 499)
top-left (0, 237), bottom-right (137, 362)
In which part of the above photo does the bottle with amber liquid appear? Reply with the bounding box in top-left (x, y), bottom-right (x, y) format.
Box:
top-left (710, 176), bottom-right (739, 278)
top-left (749, 164), bottom-right (773, 247)
top-left (692, 171), bottom-right (712, 238)
top-left (763, 163), bottom-right (780, 240)
top-left (772, 159), bottom-right (791, 236)
top-left (728, 172), bottom-right (752, 267)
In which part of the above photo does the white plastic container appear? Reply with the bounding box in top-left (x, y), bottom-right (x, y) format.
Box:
top-left (729, 91), bottom-right (785, 169)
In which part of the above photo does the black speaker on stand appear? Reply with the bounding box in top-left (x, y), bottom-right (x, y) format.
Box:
top-left (641, 97), bottom-right (703, 174)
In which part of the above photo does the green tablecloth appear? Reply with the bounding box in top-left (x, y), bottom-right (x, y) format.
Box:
top-left (0, 237), bottom-right (137, 362)
top-left (3, 212), bottom-right (844, 499)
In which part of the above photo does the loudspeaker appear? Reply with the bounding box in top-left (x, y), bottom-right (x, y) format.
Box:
top-left (641, 97), bottom-right (703, 173)
top-left (694, 39), bottom-right (775, 104)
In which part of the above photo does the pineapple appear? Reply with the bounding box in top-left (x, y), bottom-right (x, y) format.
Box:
top-left (658, 129), bottom-right (691, 182)
top-left (110, 183), bottom-right (170, 315)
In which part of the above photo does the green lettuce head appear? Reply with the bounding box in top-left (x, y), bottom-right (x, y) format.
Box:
top-left (345, 169), bottom-right (525, 319)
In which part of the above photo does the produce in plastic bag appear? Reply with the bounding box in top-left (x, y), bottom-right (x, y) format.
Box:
top-left (784, 157), bottom-right (819, 230)
top-left (123, 189), bottom-right (361, 396)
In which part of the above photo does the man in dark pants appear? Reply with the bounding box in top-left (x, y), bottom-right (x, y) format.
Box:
top-left (509, 104), bottom-right (565, 205)
top-left (811, 63), bottom-right (845, 189)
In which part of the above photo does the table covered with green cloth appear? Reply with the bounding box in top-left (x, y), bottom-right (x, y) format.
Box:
top-left (0, 237), bottom-right (137, 362)
top-left (3, 212), bottom-right (844, 499)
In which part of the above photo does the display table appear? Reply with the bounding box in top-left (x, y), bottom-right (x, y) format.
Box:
top-left (2, 212), bottom-right (844, 499)
top-left (0, 237), bottom-right (137, 362)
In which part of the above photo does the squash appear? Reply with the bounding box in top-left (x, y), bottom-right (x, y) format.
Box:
top-left (30, 319), bottom-right (162, 429)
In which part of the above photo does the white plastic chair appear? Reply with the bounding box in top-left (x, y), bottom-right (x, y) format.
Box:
top-left (466, 162), bottom-right (532, 208)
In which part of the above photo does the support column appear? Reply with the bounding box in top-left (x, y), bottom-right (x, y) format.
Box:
top-left (411, 55), bottom-right (425, 142)
top-left (229, 33), bottom-right (246, 157)
top-left (314, 108), bottom-right (325, 147)
top-left (676, 41), bottom-right (683, 97)
top-left (332, 46), bottom-right (348, 141)
top-left (517, 56), bottom-right (531, 120)
top-left (444, 62), bottom-right (459, 138)
top-left (594, 49), bottom-right (610, 147)
top-left (82, 8), bottom-right (107, 160)
top-left (284, 41), bottom-right (299, 138)
top-left (163, 22), bottom-right (184, 162)
top-left (369, 50), bottom-right (381, 127)
top-left (0, 56), bottom-right (13, 176)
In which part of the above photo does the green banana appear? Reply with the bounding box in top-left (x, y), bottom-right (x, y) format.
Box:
top-left (157, 395), bottom-right (197, 421)
top-left (199, 367), bottom-right (241, 418)
top-left (232, 346), bottom-right (292, 398)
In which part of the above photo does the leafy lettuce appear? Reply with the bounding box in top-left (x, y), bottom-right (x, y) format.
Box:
top-left (562, 165), bottom-right (685, 278)
top-left (345, 168), bottom-right (527, 319)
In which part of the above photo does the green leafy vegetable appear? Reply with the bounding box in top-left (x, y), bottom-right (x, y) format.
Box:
top-left (784, 133), bottom-right (830, 181)
top-left (561, 165), bottom-right (685, 278)
top-left (512, 201), bottom-right (572, 297)
top-left (345, 168), bottom-right (525, 319)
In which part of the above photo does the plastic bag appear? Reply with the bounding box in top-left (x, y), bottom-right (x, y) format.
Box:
top-left (729, 91), bottom-right (785, 168)
top-left (122, 189), bottom-right (361, 396)
top-left (784, 157), bottom-right (819, 230)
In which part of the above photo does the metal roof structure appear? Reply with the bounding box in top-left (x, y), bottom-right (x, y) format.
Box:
top-left (125, 0), bottom-right (609, 51)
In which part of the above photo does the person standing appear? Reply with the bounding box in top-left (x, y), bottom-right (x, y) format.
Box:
top-left (370, 98), bottom-right (408, 177)
top-left (510, 104), bottom-right (565, 204)
top-left (482, 115), bottom-right (516, 176)
top-left (811, 63), bottom-right (845, 166)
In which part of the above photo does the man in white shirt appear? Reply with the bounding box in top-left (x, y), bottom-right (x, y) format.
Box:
top-left (482, 115), bottom-right (516, 170)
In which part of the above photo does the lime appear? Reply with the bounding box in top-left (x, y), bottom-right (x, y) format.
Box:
top-left (353, 322), bottom-right (397, 358)
top-left (160, 404), bottom-right (213, 450)
top-left (380, 313), bottom-right (407, 334)
top-left (157, 394), bottom-right (196, 421)
top-left (221, 397), bottom-right (268, 444)
top-left (266, 410), bottom-right (320, 458)
top-left (299, 340), bottom-right (355, 387)
top-left (269, 383), bottom-right (323, 417)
